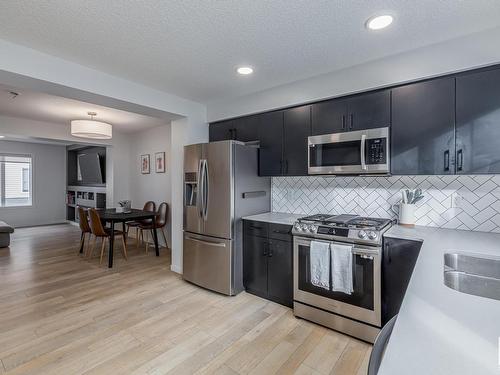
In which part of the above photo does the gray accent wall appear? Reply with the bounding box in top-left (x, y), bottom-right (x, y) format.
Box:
top-left (0, 140), bottom-right (66, 227)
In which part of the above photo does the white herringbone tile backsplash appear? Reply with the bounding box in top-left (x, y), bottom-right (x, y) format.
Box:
top-left (271, 175), bottom-right (500, 233)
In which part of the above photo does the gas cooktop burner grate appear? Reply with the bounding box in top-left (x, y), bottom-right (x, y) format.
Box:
top-left (298, 214), bottom-right (392, 230)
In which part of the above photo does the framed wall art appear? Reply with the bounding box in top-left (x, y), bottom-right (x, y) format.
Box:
top-left (141, 154), bottom-right (150, 174)
top-left (155, 152), bottom-right (166, 173)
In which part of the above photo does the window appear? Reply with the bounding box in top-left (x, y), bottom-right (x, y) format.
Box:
top-left (22, 168), bottom-right (29, 192)
top-left (0, 154), bottom-right (32, 207)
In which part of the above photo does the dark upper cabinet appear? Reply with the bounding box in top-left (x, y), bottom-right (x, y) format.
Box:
top-left (209, 119), bottom-right (235, 141)
top-left (234, 116), bottom-right (260, 142)
top-left (347, 90), bottom-right (391, 131)
top-left (456, 67), bottom-right (500, 174)
top-left (311, 90), bottom-right (390, 135)
top-left (283, 105), bottom-right (311, 175)
top-left (311, 99), bottom-right (348, 135)
top-left (267, 239), bottom-right (293, 307)
top-left (209, 117), bottom-right (259, 142)
top-left (258, 111), bottom-right (284, 176)
top-left (243, 234), bottom-right (269, 298)
top-left (391, 77), bottom-right (456, 175)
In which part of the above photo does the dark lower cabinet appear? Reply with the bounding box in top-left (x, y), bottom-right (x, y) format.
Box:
top-left (267, 239), bottom-right (293, 306)
top-left (243, 235), bottom-right (268, 298)
top-left (391, 77), bottom-right (456, 175)
top-left (456, 67), bottom-right (500, 173)
top-left (382, 237), bottom-right (422, 325)
top-left (243, 220), bottom-right (293, 307)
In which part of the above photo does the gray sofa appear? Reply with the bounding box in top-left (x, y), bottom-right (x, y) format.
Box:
top-left (0, 221), bottom-right (14, 248)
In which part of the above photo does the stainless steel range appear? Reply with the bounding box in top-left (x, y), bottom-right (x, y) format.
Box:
top-left (292, 214), bottom-right (392, 343)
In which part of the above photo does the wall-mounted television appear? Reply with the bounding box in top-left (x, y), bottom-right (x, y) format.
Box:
top-left (77, 152), bottom-right (105, 184)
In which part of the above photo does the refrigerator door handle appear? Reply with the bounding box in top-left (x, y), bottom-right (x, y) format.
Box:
top-left (185, 235), bottom-right (226, 247)
top-left (203, 159), bottom-right (209, 221)
top-left (197, 159), bottom-right (204, 218)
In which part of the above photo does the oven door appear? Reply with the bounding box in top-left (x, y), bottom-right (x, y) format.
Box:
top-left (293, 236), bottom-right (381, 327)
top-left (308, 127), bottom-right (389, 175)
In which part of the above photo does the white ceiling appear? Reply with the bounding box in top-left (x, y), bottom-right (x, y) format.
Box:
top-left (0, 1), bottom-right (500, 103)
top-left (0, 84), bottom-right (168, 133)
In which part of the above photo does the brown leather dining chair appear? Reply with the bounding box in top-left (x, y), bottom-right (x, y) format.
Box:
top-left (88, 208), bottom-right (128, 264)
top-left (126, 201), bottom-right (156, 248)
top-left (141, 202), bottom-right (169, 253)
top-left (77, 206), bottom-right (92, 256)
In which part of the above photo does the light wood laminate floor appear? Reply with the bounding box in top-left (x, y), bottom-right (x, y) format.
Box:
top-left (0, 224), bottom-right (371, 375)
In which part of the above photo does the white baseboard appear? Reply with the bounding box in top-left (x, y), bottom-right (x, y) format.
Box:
top-left (170, 264), bottom-right (182, 274)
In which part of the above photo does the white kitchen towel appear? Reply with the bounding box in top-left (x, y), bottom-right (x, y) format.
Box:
top-left (331, 243), bottom-right (354, 294)
top-left (310, 241), bottom-right (330, 290)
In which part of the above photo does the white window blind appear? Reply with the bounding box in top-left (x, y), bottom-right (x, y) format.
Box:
top-left (0, 154), bottom-right (32, 207)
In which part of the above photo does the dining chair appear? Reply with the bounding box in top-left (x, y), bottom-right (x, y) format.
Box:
top-left (126, 201), bottom-right (156, 248)
top-left (77, 206), bottom-right (92, 256)
top-left (88, 208), bottom-right (128, 264)
top-left (142, 202), bottom-right (169, 253)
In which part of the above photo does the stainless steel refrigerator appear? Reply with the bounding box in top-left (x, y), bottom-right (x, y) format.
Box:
top-left (183, 140), bottom-right (271, 295)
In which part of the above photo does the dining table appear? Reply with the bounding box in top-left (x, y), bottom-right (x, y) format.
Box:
top-left (98, 208), bottom-right (159, 268)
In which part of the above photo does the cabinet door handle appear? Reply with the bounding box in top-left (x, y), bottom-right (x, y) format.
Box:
top-left (272, 230), bottom-right (289, 235)
top-left (268, 241), bottom-right (273, 257)
top-left (342, 115), bottom-right (346, 130)
top-left (457, 149), bottom-right (463, 172)
top-left (262, 242), bottom-right (268, 257)
top-left (444, 150), bottom-right (450, 172)
top-left (349, 113), bottom-right (354, 130)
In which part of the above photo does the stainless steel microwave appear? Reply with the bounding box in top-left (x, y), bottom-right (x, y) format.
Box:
top-left (308, 127), bottom-right (390, 175)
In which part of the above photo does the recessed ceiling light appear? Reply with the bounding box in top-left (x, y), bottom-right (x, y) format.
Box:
top-left (237, 66), bottom-right (253, 75)
top-left (366, 15), bottom-right (393, 30)
top-left (0, 135), bottom-right (5, 138)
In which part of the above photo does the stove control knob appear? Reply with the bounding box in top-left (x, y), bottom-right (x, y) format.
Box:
top-left (300, 224), bottom-right (308, 232)
top-left (293, 223), bottom-right (301, 231)
top-left (358, 230), bottom-right (367, 239)
top-left (368, 231), bottom-right (378, 240)
top-left (309, 225), bottom-right (317, 233)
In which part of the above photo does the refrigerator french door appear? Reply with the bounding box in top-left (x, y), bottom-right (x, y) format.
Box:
top-left (184, 142), bottom-right (233, 239)
top-left (183, 141), bottom-right (270, 296)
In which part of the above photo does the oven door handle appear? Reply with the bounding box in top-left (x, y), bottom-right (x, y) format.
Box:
top-left (351, 248), bottom-right (380, 257)
top-left (360, 134), bottom-right (367, 171)
top-left (295, 237), bottom-right (381, 257)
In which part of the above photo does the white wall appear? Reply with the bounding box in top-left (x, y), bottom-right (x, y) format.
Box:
top-left (207, 26), bottom-right (500, 121)
top-left (0, 140), bottom-right (66, 227)
top-left (129, 124), bottom-right (172, 247)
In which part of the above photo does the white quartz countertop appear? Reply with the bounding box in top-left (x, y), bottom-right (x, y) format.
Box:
top-left (242, 212), bottom-right (302, 225)
top-left (380, 225), bottom-right (500, 375)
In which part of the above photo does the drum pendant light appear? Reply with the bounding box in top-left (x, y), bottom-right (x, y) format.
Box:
top-left (71, 112), bottom-right (112, 140)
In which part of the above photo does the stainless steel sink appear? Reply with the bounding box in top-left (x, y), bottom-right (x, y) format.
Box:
top-left (444, 252), bottom-right (500, 301)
